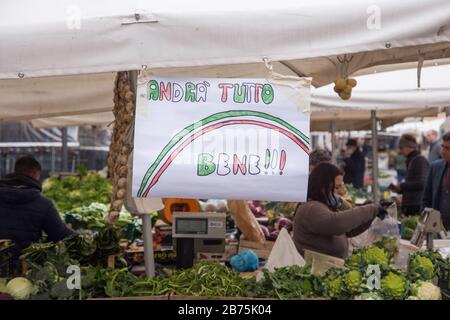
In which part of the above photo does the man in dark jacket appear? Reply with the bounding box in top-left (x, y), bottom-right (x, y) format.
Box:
top-left (343, 139), bottom-right (365, 189)
top-left (423, 131), bottom-right (450, 230)
top-left (425, 129), bottom-right (442, 163)
top-left (390, 134), bottom-right (429, 216)
top-left (0, 156), bottom-right (74, 258)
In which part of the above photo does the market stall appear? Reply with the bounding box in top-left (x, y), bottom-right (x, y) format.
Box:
top-left (1, 0), bottom-right (450, 301)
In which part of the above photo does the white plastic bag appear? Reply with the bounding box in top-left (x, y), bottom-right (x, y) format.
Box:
top-left (256, 228), bottom-right (305, 281)
top-left (349, 203), bottom-right (401, 250)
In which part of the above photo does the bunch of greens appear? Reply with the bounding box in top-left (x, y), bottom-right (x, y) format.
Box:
top-left (165, 261), bottom-right (249, 297)
top-left (252, 264), bottom-right (319, 299)
top-left (42, 172), bottom-right (112, 212)
top-left (400, 216), bottom-right (419, 240)
top-left (345, 184), bottom-right (372, 203)
top-left (20, 227), bottom-right (124, 300)
top-left (64, 203), bottom-right (108, 230)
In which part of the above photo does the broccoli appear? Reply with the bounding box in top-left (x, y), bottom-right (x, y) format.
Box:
top-left (345, 249), bottom-right (364, 269)
top-left (409, 281), bottom-right (441, 300)
top-left (373, 237), bottom-right (399, 263)
top-left (363, 246), bottom-right (390, 268)
top-left (322, 269), bottom-right (346, 299)
top-left (344, 270), bottom-right (363, 295)
top-left (407, 253), bottom-right (435, 281)
top-left (380, 271), bottom-right (409, 300)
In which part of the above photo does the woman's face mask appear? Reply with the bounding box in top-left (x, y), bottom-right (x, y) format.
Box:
top-left (326, 193), bottom-right (341, 209)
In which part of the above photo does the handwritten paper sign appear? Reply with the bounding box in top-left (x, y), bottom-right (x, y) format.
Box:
top-left (132, 76), bottom-right (310, 201)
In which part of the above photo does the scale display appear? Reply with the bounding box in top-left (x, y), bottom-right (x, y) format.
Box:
top-left (175, 218), bottom-right (208, 235)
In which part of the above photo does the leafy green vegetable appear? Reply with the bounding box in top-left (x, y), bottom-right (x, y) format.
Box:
top-left (254, 264), bottom-right (319, 299)
top-left (43, 172), bottom-right (112, 212)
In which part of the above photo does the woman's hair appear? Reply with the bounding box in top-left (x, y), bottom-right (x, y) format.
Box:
top-left (308, 162), bottom-right (343, 204)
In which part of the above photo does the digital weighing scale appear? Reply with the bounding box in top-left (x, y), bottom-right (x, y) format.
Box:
top-left (172, 212), bottom-right (226, 269)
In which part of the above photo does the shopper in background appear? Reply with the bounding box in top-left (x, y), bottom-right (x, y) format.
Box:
top-left (423, 131), bottom-right (450, 230)
top-left (343, 139), bottom-right (365, 189)
top-left (293, 163), bottom-right (387, 259)
top-left (389, 134), bottom-right (429, 216)
top-left (425, 129), bottom-right (442, 163)
top-left (309, 149), bottom-right (332, 173)
top-left (0, 156), bottom-right (74, 259)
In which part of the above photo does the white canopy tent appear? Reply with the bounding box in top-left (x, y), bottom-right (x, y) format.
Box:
top-left (29, 63), bottom-right (450, 129)
top-left (2, 0), bottom-right (450, 277)
top-left (310, 63), bottom-right (450, 131)
top-left (2, 0), bottom-right (450, 125)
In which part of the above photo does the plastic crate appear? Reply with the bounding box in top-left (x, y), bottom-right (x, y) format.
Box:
top-left (0, 241), bottom-right (16, 277)
top-left (438, 264), bottom-right (450, 300)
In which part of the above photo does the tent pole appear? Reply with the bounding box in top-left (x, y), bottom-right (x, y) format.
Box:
top-left (142, 214), bottom-right (155, 278)
top-left (371, 111), bottom-right (380, 204)
top-left (128, 69), bottom-right (155, 278)
top-left (330, 120), bottom-right (337, 164)
top-left (61, 127), bottom-right (68, 172)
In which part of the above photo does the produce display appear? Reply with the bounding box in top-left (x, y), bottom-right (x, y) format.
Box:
top-left (345, 184), bottom-right (372, 203)
top-left (1, 235), bottom-right (447, 300)
top-left (62, 202), bottom-right (143, 240)
top-left (42, 172), bottom-right (112, 212)
top-left (8, 227), bottom-right (124, 300)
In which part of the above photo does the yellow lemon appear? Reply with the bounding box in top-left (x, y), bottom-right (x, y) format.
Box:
top-left (347, 78), bottom-right (357, 88)
top-left (343, 85), bottom-right (353, 94)
top-left (339, 91), bottom-right (351, 100)
top-left (334, 78), bottom-right (347, 90)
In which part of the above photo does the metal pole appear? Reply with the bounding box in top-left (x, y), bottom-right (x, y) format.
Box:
top-left (330, 120), bottom-right (337, 164)
top-left (61, 127), bottom-right (68, 172)
top-left (129, 70), bottom-right (157, 277)
top-left (371, 110), bottom-right (380, 204)
top-left (142, 214), bottom-right (155, 278)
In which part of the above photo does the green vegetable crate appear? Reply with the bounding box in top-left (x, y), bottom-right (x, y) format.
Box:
top-left (438, 264), bottom-right (450, 300)
top-left (0, 240), bottom-right (16, 277)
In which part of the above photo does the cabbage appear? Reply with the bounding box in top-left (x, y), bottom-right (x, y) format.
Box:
top-left (6, 277), bottom-right (34, 300)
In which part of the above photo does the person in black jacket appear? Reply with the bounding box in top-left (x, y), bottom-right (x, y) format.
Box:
top-left (389, 134), bottom-right (429, 216)
top-left (0, 156), bottom-right (74, 259)
top-left (343, 139), bottom-right (365, 189)
top-left (423, 131), bottom-right (450, 230)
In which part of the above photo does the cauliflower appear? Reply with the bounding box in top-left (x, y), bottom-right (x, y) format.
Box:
top-left (344, 270), bottom-right (363, 295)
top-left (407, 253), bottom-right (436, 281)
top-left (410, 281), bottom-right (441, 300)
top-left (380, 271), bottom-right (409, 300)
top-left (363, 246), bottom-right (389, 268)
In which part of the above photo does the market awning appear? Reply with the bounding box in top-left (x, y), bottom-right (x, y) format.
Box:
top-left (1, 0), bottom-right (450, 85)
top-left (2, 0), bottom-right (450, 125)
top-left (310, 64), bottom-right (450, 131)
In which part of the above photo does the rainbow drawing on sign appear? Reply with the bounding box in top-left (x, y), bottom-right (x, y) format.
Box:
top-left (137, 110), bottom-right (310, 197)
